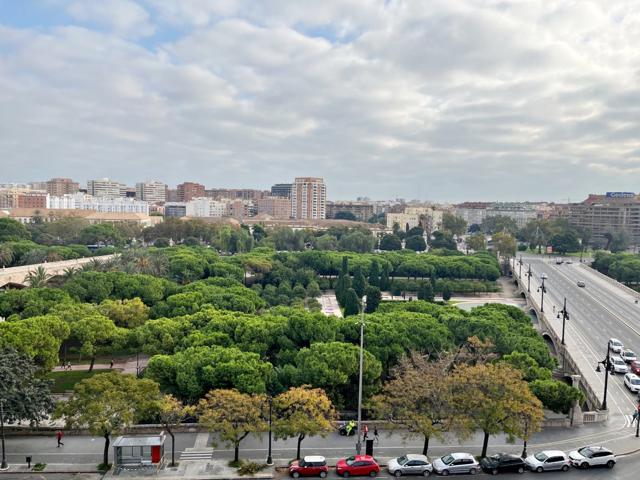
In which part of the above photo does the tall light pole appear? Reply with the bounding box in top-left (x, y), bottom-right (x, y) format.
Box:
top-left (526, 264), bottom-right (532, 293)
top-left (518, 255), bottom-right (523, 278)
top-left (557, 297), bottom-right (569, 345)
top-left (0, 400), bottom-right (7, 471)
top-left (265, 396), bottom-right (273, 465)
top-left (596, 346), bottom-right (614, 410)
top-left (537, 273), bottom-right (547, 312)
top-left (356, 295), bottom-right (367, 455)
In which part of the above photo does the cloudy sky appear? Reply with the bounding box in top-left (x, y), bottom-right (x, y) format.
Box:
top-left (1, 0), bottom-right (639, 202)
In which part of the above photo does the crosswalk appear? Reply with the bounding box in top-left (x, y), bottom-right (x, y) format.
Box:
top-left (179, 447), bottom-right (214, 461)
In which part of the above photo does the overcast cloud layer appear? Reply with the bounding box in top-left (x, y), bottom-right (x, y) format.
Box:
top-left (1, 0), bottom-right (639, 202)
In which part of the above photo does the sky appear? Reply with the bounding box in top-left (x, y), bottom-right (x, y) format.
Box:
top-left (1, 0), bottom-right (639, 202)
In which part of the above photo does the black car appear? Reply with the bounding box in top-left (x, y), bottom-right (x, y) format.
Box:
top-left (480, 453), bottom-right (525, 475)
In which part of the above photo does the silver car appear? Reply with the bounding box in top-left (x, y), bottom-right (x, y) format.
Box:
top-left (624, 373), bottom-right (640, 393)
top-left (432, 453), bottom-right (479, 476)
top-left (525, 450), bottom-right (570, 473)
top-left (568, 446), bottom-right (616, 469)
top-left (608, 338), bottom-right (624, 353)
top-left (610, 356), bottom-right (629, 374)
top-left (621, 350), bottom-right (637, 363)
top-left (387, 454), bottom-right (432, 477)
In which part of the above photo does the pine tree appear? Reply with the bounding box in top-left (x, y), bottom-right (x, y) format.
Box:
top-left (364, 286), bottom-right (382, 313)
top-left (418, 282), bottom-right (434, 302)
top-left (368, 261), bottom-right (380, 287)
top-left (352, 266), bottom-right (367, 298)
top-left (380, 263), bottom-right (391, 291)
top-left (442, 283), bottom-right (452, 301)
top-left (341, 256), bottom-right (349, 276)
top-left (343, 288), bottom-right (361, 316)
top-left (335, 273), bottom-right (352, 307)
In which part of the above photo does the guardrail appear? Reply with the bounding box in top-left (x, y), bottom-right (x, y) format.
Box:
top-left (577, 263), bottom-right (639, 298)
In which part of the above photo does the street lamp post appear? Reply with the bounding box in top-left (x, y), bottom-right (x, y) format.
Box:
top-left (526, 264), bottom-right (532, 293)
top-left (537, 273), bottom-right (547, 312)
top-left (356, 296), bottom-right (367, 455)
top-left (521, 418), bottom-right (529, 459)
top-left (557, 297), bottom-right (569, 346)
top-left (0, 400), bottom-right (7, 471)
top-left (596, 347), bottom-right (614, 410)
top-left (518, 255), bottom-right (523, 278)
top-left (266, 396), bottom-right (273, 465)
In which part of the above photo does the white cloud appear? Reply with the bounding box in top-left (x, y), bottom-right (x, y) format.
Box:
top-left (67, 0), bottom-right (154, 37)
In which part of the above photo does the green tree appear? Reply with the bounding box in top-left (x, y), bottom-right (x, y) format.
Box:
top-left (467, 233), bottom-right (486, 251)
top-left (368, 260), bottom-right (380, 287)
top-left (364, 286), bottom-right (382, 313)
top-left (0, 218), bottom-right (31, 242)
top-left (314, 234), bottom-right (339, 251)
top-left (0, 347), bottom-right (54, 425)
top-left (23, 266), bottom-right (51, 288)
top-left (273, 386), bottom-right (337, 460)
top-left (442, 283), bottom-right (452, 301)
top-left (529, 379), bottom-right (584, 414)
top-left (429, 231), bottom-right (456, 250)
top-left (56, 372), bottom-right (161, 468)
top-left (79, 223), bottom-right (124, 246)
top-left (70, 314), bottom-right (122, 372)
top-left (492, 231), bottom-right (517, 257)
top-left (158, 394), bottom-right (194, 467)
top-left (352, 266), bottom-right (367, 298)
top-left (306, 281), bottom-right (321, 299)
top-left (500, 352), bottom-right (552, 382)
top-left (482, 216), bottom-right (518, 235)
top-left (417, 282), bottom-right (434, 302)
top-left (0, 244), bottom-right (14, 267)
top-left (334, 211), bottom-right (358, 221)
top-left (154, 238), bottom-right (170, 248)
top-left (380, 234), bottom-right (402, 251)
top-left (343, 288), bottom-right (360, 316)
top-left (338, 231), bottom-right (374, 253)
top-left (198, 389), bottom-right (266, 463)
top-left (442, 213), bottom-right (467, 236)
top-left (609, 230), bottom-right (630, 253)
top-left (98, 298), bottom-right (149, 328)
top-left (379, 263), bottom-right (391, 290)
top-left (550, 230), bottom-right (581, 254)
top-left (405, 235), bottom-right (427, 252)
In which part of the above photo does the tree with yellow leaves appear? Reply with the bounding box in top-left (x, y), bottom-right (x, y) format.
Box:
top-left (273, 386), bottom-right (337, 460)
top-left (158, 394), bottom-right (195, 466)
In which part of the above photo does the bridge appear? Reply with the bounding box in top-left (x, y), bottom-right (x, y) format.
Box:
top-left (0, 255), bottom-right (117, 288)
top-left (514, 255), bottom-right (640, 426)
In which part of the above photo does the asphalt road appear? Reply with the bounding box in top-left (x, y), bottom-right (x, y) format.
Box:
top-left (520, 256), bottom-right (640, 418)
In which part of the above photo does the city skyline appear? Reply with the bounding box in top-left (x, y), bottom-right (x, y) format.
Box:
top-left (2, 1), bottom-right (640, 202)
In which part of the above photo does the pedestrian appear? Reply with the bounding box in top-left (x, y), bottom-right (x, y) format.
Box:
top-left (66, 361), bottom-right (71, 371)
top-left (109, 359), bottom-right (114, 369)
top-left (374, 426), bottom-right (379, 444)
top-left (363, 424), bottom-right (369, 439)
top-left (552, 305), bottom-right (556, 313)
top-left (56, 430), bottom-right (64, 447)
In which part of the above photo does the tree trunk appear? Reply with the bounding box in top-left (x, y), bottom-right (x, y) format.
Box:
top-left (297, 433), bottom-right (306, 460)
top-left (234, 442), bottom-right (239, 463)
top-left (481, 431), bottom-right (490, 458)
top-left (103, 433), bottom-right (110, 468)
top-left (422, 435), bottom-right (430, 456)
top-left (168, 428), bottom-right (175, 466)
top-left (89, 356), bottom-right (96, 373)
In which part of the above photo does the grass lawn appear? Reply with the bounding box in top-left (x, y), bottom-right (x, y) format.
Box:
top-left (48, 369), bottom-right (111, 393)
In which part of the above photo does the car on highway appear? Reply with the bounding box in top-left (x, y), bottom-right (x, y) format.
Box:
top-left (289, 456), bottom-right (329, 478)
top-left (336, 455), bottom-right (380, 477)
top-left (630, 360), bottom-right (640, 375)
top-left (608, 338), bottom-right (624, 353)
top-left (621, 349), bottom-right (637, 363)
top-left (565, 260), bottom-right (573, 264)
top-left (576, 280), bottom-right (586, 287)
top-left (524, 450), bottom-right (570, 473)
top-left (432, 453), bottom-right (479, 476)
top-left (387, 454), bottom-right (432, 477)
top-left (624, 373), bottom-right (640, 393)
top-left (568, 446), bottom-right (616, 469)
top-left (480, 452), bottom-right (526, 475)
top-left (556, 258), bottom-right (563, 264)
top-left (610, 356), bottom-right (629, 374)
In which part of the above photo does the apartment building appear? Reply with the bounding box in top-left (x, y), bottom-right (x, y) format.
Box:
top-left (270, 183), bottom-right (292, 198)
top-left (135, 181), bottom-right (167, 204)
top-left (326, 201), bottom-right (374, 222)
top-left (49, 193), bottom-right (149, 214)
top-left (177, 182), bottom-right (205, 202)
top-left (17, 191), bottom-right (49, 209)
top-left (185, 198), bottom-right (227, 218)
top-left (46, 177), bottom-right (79, 196)
top-left (386, 205), bottom-right (443, 233)
top-left (87, 178), bottom-right (124, 198)
top-left (291, 177), bottom-right (326, 220)
top-left (257, 196), bottom-right (291, 219)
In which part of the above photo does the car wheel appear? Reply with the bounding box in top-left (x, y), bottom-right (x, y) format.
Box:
top-left (469, 468), bottom-right (478, 475)
top-left (561, 465), bottom-right (569, 472)
top-left (320, 473), bottom-right (327, 478)
top-left (536, 466), bottom-right (543, 473)
top-left (441, 470), bottom-right (450, 476)
top-left (580, 462), bottom-right (589, 469)
top-left (491, 468), bottom-right (498, 475)
top-left (292, 473), bottom-right (300, 479)
top-left (517, 466), bottom-right (524, 474)
top-left (607, 460), bottom-right (615, 469)
top-left (422, 470), bottom-right (430, 477)
top-left (369, 471), bottom-right (377, 477)
top-left (343, 472), bottom-right (349, 478)
top-left (394, 471), bottom-right (402, 478)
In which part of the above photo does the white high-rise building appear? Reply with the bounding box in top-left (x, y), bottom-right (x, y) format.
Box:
top-left (291, 177), bottom-right (326, 220)
top-left (135, 181), bottom-right (167, 204)
top-left (49, 193), bottom-right (149, 214)
top-left (87, 178), bottom-right (124, 198)
top-left (185, 197), bottom-right (227, 217)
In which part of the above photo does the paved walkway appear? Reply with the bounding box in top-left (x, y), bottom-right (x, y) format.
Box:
top-left (319, 291), bottom-right (342, 317)
top-left (52, 355), bottom-right (149, 375)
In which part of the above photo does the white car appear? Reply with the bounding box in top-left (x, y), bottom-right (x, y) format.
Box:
top-left (621, 349), bottom-right (637, 363)
top-left (525, 450), bottom-right (570, 473)
top-left (568, 446), bottom-right (616, 469)
top-left (387, 454), bottom-right (433, 477)
top-left (608, 338), bottom-right (624, 353)
top-left (624, 373), bottom-right (640, 393)
top-left (432, 453), bottom-right (479, 476)
top-left (610, 356), bottom-right (629, 374)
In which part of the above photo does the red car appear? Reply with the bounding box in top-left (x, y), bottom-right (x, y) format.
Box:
top-left (289, 456), bottom-right (328, 478)
top-left (336, 455), bottom-right (380, 477)
top-left (630, 361), bottom-right (640, 375)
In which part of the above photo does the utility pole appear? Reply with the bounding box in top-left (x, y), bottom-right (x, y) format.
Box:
top-left (526, 264), bottom-right (532, 293)
top-left (0, 400), bottom-right (7, 471)
top-left (356, 296), bottom-right (367, 455)
top-left (537, 273), bottom-right (547, 312)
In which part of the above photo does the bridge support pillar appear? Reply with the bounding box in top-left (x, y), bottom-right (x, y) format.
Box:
top-left (570, 375), bottom-right (584, 426)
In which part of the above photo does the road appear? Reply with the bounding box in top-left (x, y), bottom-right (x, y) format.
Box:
top-left (520, 256), bottom-right (640, 419)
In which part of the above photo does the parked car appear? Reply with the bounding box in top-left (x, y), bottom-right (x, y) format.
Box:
top-left (565, 260), bottom-right (573, 264)
top-left (290, 456), bottom-right (329, 478)
top-left (624, 373), bottom-right (640, 393)
top-left (609, 338), bottom-right (624, 353)
top-left (524, 451), bottom-right (570, 473)
top-left (610, 356), bottom-right (629, 374)
top-left (480, 453), bottom-right (526, 475)
top-left (630, 360), bottom-right (640, 375)
top-left (432, 453), bottom-right (479, 476)
top-left (387, 454), bottom-right (432, 477)
top-left (576, 280), bottom-right (586, 287)
top-left (336, 455), bottom-right (380, 478)
top-left (556, 258), bottom-right (563, 264)
top-left (568, 446), bottom-right (616, 469)
top-left (621, 350), bottom-right (637, 363)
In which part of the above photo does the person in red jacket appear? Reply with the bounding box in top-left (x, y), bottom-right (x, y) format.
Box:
top-left (56, 430), bottom-right (64, 447)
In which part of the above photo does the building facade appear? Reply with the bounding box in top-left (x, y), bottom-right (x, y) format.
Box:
top-left (257, 196), bottom-right (291, 219)
top-left (164, 202), bottom-right (187, 218)
top-left (291, 177), bottom-right (326, 220)
top-left (326, 201), bottom-right (374, 222)
top-left (135, 181), bottom-right (167, 204)
top-left (17, 191), bottom-right (49, 209)
top-left (386, 205), bottom-right (443, 233)
top-left (87, 178), bottom-right (124, 198)
top-left (270, 183), bottom-right (292, 198)
top-left (49, 193), bottom-right (149, 214)
top-left (185, 198), bottom-right (227, 218)
top-left (46, 178), bottom-right (79, 197)
top-left (177, 182), bottom-right (205, 202)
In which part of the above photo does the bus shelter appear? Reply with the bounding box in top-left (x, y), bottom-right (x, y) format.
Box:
top-left (112, 432), bottom-right (166, 473)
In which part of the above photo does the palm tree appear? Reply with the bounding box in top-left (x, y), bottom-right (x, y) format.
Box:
top-left (23, 266), bottom-right (51, 288)
top-left (0, 245), bottom-right (14, 268)
top-left (62, 267), bottom-right (78, 281)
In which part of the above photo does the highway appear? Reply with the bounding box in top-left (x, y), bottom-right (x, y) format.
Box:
top-left (521, 256), bottom-right (640, 420)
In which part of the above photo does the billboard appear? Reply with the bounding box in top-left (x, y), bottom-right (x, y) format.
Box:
top-left (606, 192), bottom-right (635, 198)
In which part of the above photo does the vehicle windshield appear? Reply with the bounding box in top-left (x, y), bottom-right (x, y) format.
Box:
top-left (441, 455), bottom-right (454, 465)
top-left (632, 378), bottom-right (640, 385)
top-left (577, 447), bottom-right (593, 458)
top-left (615, 359), bottom-right (625, 364)
top-left (490, 453), bottom-right (502, 460)
top-left (397, 456), bottom-right (409, 465)
top-left (299, 459), bottom-right (307, 467)
top-left (346, 457), bottom-right (356, 466)
top-left (613, 341), bottom-right (622, 346)
top-left (534, 452), bottom-right (548, 462)
top-left (626, 352), bottom-right (636, 356)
